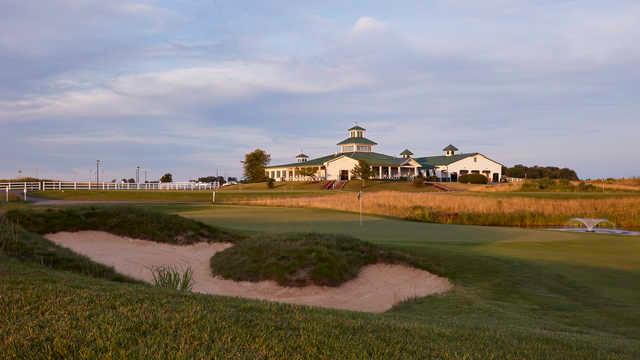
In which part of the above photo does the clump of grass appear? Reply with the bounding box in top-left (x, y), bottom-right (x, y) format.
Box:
top-left (0, 216), bottom-right (133, 282)
top-left (150, 265), bottom-right (194, 292)
top-left (6, 206), bottom-right (240, 244)
top-left (211, 233), bottom-right (412, 287)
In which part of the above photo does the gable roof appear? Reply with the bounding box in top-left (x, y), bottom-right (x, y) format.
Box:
top-left (348, 125), bottom-right (366, 131)
top-left (443, 144), bottom-right (459, 151)
top-left (336, 137), bottom-right (378, 146)
top-left (415, 153), bottom-right (478, 167)
top-left (266, 153), bottom-right (340, 169)
top-left (400, 149), bottom-right (414, 156)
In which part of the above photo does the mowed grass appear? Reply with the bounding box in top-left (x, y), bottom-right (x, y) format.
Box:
top-left (31, 189), bottom-right (333, 202)
top-left (2, 204), bottom-right (640, 358)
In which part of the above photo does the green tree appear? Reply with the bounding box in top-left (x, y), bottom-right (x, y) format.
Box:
top-left (160, 173), bottom-right (173, 183)
top-left (243, 149), bottom-right (271, 183)
top-left (351, 160), bottom-right (372, 188)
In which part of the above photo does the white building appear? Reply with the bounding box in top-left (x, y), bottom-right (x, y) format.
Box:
top-left (265, 126), bottom-right (503, 182)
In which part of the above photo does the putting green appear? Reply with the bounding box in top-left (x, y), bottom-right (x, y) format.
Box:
top-left (177, 205), bottom-right (638, 269)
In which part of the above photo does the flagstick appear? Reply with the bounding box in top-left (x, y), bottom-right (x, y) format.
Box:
top-left (359, 191), bottom-right (363, 227)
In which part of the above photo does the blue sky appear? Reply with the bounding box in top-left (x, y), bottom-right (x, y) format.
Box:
top-left (1, 0), bottom-right (639, 181)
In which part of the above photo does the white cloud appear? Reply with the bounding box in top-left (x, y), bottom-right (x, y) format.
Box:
top-left (351, 16), bottom-right (387, 35)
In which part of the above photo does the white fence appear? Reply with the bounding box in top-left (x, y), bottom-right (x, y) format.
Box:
top-left (1, 181), bottom-right (219, 193)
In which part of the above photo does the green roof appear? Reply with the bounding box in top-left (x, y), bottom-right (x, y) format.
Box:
top-left (340, 152), bottom-right (406, 166)
top-left (295, 153), bottom-right (308, 158)
top-left (268, 151), bottom-right (427, 169)
top-left (349, 125), bottom-right (366, 131)
top-left (443, 144), bottom-right (459, 151)
top-left (336, 137), bottom-right (378, 146)
top-left (400, 149), bottom-right (413, 156)
top-left (266, 153), bottom-right (340, 169)
top-left (415, 153), bottom-right (477, 167)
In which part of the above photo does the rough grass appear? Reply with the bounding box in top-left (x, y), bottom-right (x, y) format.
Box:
top-left (210, 233), bottom-right (411, 286)
top-left (0, 217), bottom-right (133, 282)
top-left (233, 191), bottom-right (640, 229)
top-left (5, 206), bottom-right (239, 244)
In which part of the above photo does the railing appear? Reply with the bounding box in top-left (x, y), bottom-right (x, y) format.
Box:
top-left (1, 181), bottom-right (219, 193)
top-left (0, 182), bottom-right (42, 191)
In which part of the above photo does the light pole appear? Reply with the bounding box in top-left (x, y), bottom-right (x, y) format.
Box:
top-left (96, 160), bottom-right (101, 183)
top-left (136, 166), bottom-right (140, 184)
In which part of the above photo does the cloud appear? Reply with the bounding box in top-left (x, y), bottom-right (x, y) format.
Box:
top-left (351, 16), bottom-right (387, 35)
top-left (0, 61), bottom-right (372, 122)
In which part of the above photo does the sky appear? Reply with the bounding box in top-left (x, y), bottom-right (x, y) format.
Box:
top-left (1, 0), bottom-right (639, 181)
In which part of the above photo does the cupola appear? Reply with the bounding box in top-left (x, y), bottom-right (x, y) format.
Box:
top-left (443, 144), bottom-right (458, 157)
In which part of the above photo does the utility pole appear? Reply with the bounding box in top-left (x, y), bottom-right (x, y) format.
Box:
top-left (96, 160), bottom-right (101, 183)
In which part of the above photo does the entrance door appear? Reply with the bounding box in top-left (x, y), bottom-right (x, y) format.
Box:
top-left (450, 173), bottom-right (458, 182)
top-left (492, 173), bottom-right (499, 183)
top-left (340, 170), bottom-right (349, 181)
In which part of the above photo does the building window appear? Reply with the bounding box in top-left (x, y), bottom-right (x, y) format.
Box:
top-left (342, 145), bottom-right (354, 152)
top-left (474, 157), bottom-right (477, 162)
top-left (357, 145), bottom-right (370, 152)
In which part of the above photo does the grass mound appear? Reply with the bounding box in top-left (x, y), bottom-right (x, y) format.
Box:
top-left (0, 217), bottom-right (132, 282)
top-left (210, 233), bottom-right (410, 287)
top-left (5, 206), bottom-right (239, 244)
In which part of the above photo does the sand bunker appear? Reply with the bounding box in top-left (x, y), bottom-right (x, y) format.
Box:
top-left (45, 231), bottom-right (452, 313)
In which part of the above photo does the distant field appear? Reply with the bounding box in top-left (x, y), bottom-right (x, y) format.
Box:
top-left (231, 191), bottom-right (640, 229)
top-left (2, 204), bottom-right (639, 358)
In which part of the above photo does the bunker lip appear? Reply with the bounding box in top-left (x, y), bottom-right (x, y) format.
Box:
top-left (45, 231), bottom-right (453, 313)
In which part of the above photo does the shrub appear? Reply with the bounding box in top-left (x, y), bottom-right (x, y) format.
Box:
top-left (459, 173), bottom-right (488, 184)
top-left (267, 178), bottom-right (275, 189)
top-left (412, 175), bottom-right (425, 188)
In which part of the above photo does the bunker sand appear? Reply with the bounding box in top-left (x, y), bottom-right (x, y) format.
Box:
top-left (46, 231), bottom-right (452, 313)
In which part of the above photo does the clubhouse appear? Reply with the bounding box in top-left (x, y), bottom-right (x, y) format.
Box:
top-left (265, 126), bottom-right (503, 182)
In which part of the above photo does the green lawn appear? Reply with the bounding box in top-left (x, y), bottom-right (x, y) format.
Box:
top-left (30, 190), bottom-right (333, 202)
top-left (2, 204), bottom-right (639, 358)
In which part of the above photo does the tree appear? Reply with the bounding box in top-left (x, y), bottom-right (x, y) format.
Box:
top-left (160, 173), bottom-right (173, 183)
top-left (198, 176), bottom-right (226, 185)
top-left (243, 149), bottom-right (271, 183)
top-left (351, 160), bottom-right (372, 187)
top-left (127, 178), bottom-right (135, 184)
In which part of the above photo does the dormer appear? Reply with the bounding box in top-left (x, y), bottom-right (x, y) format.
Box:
top-left (443, 144), bottom-right (459, 157)
top-left (296, 153), bottom-right (309, 163)
top-left (337, 125), bottom-right (378, 153)
top-left (400, 149), bottom-right (414, 159)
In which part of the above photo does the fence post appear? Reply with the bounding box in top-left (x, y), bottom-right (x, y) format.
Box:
top-left (59, 181), bottom-right (62, 191)
top-left (5, 186), bottom-right (8, 202)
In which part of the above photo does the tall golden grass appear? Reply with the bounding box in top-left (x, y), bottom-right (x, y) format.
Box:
top-left (233, 191), bottom-right (640, 228)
